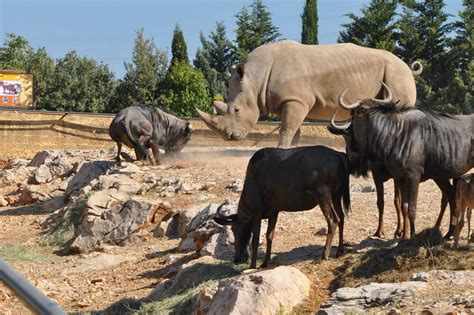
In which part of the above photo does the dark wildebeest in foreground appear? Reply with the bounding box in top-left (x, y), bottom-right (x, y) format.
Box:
top-left (453, 173), bottom-right (474, 247)
top-left (109, 105), bottom-right (192, 165)
top-left (330, 83), bottom-right (473, 240)
top-left (214, 146), bottom-right (351, 269)
top-left (328, 119), bottom-right (449, 239)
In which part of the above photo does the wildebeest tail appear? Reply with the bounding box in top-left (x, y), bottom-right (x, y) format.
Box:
top-left (123, 116), bottom-right (148, 160)
top-left (340, 154), bottom-right (352, 217)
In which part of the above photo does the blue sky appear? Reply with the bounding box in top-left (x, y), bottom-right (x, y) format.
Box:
top-left (0, 0), bottom-right (465, 78)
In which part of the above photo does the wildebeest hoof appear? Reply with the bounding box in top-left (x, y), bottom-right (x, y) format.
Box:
top-left (373, 231), bottom-right (385, 238)
top-left (443, 232), bottom-right (454, 240)
top-left (259, 262), bottom-right (269, 268)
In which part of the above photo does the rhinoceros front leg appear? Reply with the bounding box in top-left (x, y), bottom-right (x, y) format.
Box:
top-left (278, 101), bottom-right (308, 148)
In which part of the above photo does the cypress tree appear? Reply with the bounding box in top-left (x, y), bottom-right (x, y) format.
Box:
top-left (170, 24), bottom-right (189, 67)
top-left (301, 0), bottom-right (319, 44)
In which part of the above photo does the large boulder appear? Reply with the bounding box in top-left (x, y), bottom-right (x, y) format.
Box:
top-left (66, 160), bottom-right (114, 198)
top-left (192, 266), bottom-right (311, 315)
top-left (69, 197), bottom-right (172, 253)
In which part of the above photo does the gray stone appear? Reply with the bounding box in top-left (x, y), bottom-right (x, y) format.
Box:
top-left (66, 161), bottom-right (114, 198)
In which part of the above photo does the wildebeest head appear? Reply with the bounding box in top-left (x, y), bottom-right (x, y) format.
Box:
top-left (213, 201), bottom-right (250, 264)
top-left (328, 82), bottom-right (396, 177)
top-left (196, 64), bottom-right (260, 141)
top-left (164, 122), bottom-right (193, 154)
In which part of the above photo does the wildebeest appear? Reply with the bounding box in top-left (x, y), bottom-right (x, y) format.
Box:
top-left (453, 173), bottom-right (474, 247)
top-left (330, 83), bottom-right (473, 240)
top-left (328, 121), bottom-right (449, 239)
top-left (214, 145), bottom-right (351, 269)
top-left (197, 40), bottom-right (422, 147)
top-left (109, 105), bottom-right (192, 165)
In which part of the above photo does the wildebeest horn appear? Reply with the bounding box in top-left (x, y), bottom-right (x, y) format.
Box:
top-left (213, 101), bottom-right (228, 115)
top-left (371, 82), bottom-right (393, 104)
top-left (338, 88), bottom-right (361, 110)
top-left (329, 110), bottom-right (351, 130)
top-left (214, 202), bottom-right (237, 225)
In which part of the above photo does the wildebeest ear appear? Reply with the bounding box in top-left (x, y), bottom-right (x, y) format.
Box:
top-left (214, 214), bottom-right (237, 226)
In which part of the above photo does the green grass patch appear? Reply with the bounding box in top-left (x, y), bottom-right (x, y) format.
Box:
top-left (0, 243), bottom-right (52, 263)
top-left (103, 261), bottom-right (247, 315)
top-left (40, 194), bottom-right (88, 248)
top-left (332, 228), bottom-right (474, 289)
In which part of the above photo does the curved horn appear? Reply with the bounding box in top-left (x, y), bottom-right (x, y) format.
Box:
top-left (338, 88), bottom-right (361, 110)
top-left (411, 61), bottom-right (423, 76)
top-left (214, 201), bottom-right (237, 225)
top-left (196, 108), bottom-right (220, 131)
top-left (371, 82), bottom-right (393, 104)
top-left (330, 110), bottom-right (352, 130)
top-left (213, 101), bottom-right (228, 115)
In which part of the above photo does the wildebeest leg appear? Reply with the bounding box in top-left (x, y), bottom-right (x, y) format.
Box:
top-left (290, 128), bottom-right (301, 147)
top-left (399, 180), bottom-right (411, 240)
top-left (320, 197), bottom-right (338, 260)
top-left (407, 178), bottom-right (420, 239)
top-left (261, 213), bottom-right (278, 268)
top-left (134, 147), bottom-right (144, 161)
top-left (433, 178), bottom-right (456, 239)
top-left (467, 208), bottom-right (472, 242)
top-left (373, 173), bottom-right (385, 238)
top-left (278, 102), bottom-right (308, 148)
top-left (434, 196), bottom-right (448, 228)
top-left (393, 181), bottom-right (403, 238)
top-left (115, 142), bottom-right (122, 165)
top-left (453, 199), bottom-right (466, 248)
top-left (250, 217), bottom-right (262, 269)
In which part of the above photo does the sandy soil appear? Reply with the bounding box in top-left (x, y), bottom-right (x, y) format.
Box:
top-left (0, 146), bottom-right (468, 313)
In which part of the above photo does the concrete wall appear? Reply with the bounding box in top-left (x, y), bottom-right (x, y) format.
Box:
top-left (0, 110), bottom-right (343, 159)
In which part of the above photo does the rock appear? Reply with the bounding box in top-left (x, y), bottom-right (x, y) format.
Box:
top-left (199, 227), bottom-right (235, 260)
top-left (85, 189), bottom-right (130, 217)
top-left (66, 161), bottom-right (114, 198)
top-left (28, 150), bottom-right (52, 167)
top-left (314, 227), bottom-right (327, 236)
top-left (361, 185), bottom-right (375, 193)
top-left (0, 196), bottom-right (8, 207)
top-left (18, 187), bottom-right (50, 205)
top-left (192, 266), bottom-right (310, 315)
top-left (70, 198), bottom-right (172, 253)
top-left (61, 253), bottom-right (131, 275)
top-left (226, 179), bottom-right (243, 193)
top-left (30, 164), bottom-right (54, 184)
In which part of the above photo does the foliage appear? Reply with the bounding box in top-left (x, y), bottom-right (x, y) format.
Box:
top-left (158, 61), bottom-right (211, 117)
top-left (0, 33), bottom-right (33, 70)
top-left (338, 0), bottom-right (398, 52)
top-left (107, 29), bottom-right (167, 113)
top-left (301, 0), bottom-right (319, 45)
top-left (170, 25), bottom-right (189, 68)
top-left (235, 0), bottom-right (281, 61)
top-left (39, 51), bottom-right (115, 112)
top-left (194, 21), bottom-right (237, 98)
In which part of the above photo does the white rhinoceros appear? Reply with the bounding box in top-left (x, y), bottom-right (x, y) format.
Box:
top-left (196, 40), bottom-right (421, 148)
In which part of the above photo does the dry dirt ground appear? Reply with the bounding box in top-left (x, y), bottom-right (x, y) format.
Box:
top-left (0, 146), bottom-right (472, 314)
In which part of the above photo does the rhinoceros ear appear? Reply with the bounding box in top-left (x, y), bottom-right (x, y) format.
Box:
top-left (230, 64), bottom-right (244, 80)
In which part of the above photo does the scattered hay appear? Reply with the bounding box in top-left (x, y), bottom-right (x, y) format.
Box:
top-left (332, 228), bottom-right (474, 289)
top-left (40, 195), bottom-right (88, 248)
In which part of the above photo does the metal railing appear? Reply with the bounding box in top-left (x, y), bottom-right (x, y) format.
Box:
top-left (0, 258), bottom-right (66, 315)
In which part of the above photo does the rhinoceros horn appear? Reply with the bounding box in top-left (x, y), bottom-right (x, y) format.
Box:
top-left (338, 88), bottom-right (361, 110)
top-left (213, 101), bottom-right (228, 115)
top-left (196, 108), bottom-right (222, 131)
top-left (329, 110), bottom-right (352, 130)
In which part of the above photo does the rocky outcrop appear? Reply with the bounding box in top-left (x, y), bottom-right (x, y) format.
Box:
top-left (192, 266), bottom-right (311, 315)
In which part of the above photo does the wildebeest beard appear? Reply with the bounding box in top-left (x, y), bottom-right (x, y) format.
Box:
top-left (347, 147), bottom-right (370, 178)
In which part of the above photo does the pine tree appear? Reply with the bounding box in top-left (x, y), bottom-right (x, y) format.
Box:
top-left (108, 29), bottom-right (167, 112)
top-left (301, 0), bottom-right (319, 44)
top-left (338, 0), bottom-right (398, 52)
top-left (194, 21), bottom-right (237, 98)
top-left (170, 25), bottom-right (189, 67)
top-left (235, 0), bottom-right (281, 61)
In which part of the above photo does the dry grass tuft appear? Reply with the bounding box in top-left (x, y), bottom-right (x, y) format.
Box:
top-left (331, 228), bottom-right (474, 289)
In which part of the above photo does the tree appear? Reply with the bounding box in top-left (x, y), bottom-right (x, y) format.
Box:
top-left (108, 29), bottom-right (167, 112)
top-left (26, 48), bottom-right (56, 108)
top-left (235, 0), bottom-right (281, 61)
top-left (43, 51), bottom-right (115, 112)
top-left (301, 0), bottom-right (319, 44)
top-left (194, 21), bottom-right (237, 98)
top-left (158, 61), bottom-right (211, 117)
top-left (0, 33), bottom-right (33, 70)
top-left (170, 25), bottom-right (189, 67)
top-left (338, 0), bottom-right (398, 52)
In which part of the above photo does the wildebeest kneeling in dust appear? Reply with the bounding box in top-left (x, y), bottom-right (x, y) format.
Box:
top-left (109, 105), bottom-right (192, 165)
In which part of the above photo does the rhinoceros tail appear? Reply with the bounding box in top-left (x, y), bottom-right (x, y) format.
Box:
top-left (411, 61), bottom-right (423, 76)
top-left (123, 116), bottom-right (148, 161)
